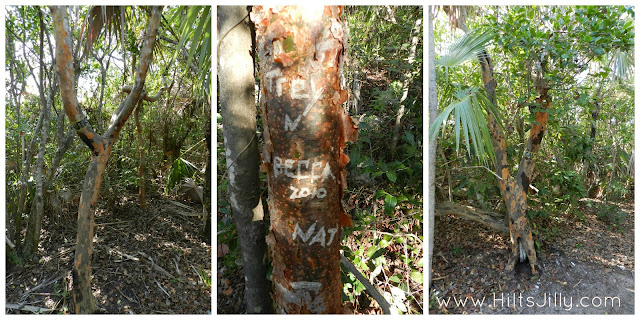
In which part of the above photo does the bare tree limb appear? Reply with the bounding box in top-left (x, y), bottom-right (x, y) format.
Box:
top-left (340, 253), bottom-right (391, 314)
top-left (435, 202), bottom-right (509, 234)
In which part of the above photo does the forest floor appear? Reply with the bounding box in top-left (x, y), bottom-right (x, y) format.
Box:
top-left (430, 196), bottom-right (634, 314)
top-left (6, 193), bottom-right (211, 314)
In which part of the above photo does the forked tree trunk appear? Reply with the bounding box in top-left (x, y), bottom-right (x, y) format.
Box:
top-left (51, 6), bottom-right (163, 313)
top-left (444, 6), bottom-right (540, 274)
top-left (251, 5), bottom-right (357, 313)
top-left (218, 5), bottom-right (272, 313)
top-left (478, 48), bottom-right (540, 274)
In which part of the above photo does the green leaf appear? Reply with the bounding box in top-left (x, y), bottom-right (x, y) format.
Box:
top-left (436, 31), bottom-right (494, 67)
top-left (375, 189), bottom-right (388, 199)
top-left (370, 248), bottom-right (386, 260)
top-left (410, 271), bottom-right (423, 284)
top-left (594, 46), bottom-right (605, 56)
top-left (388, 274), bottom-right (402, 283)
top-left (386, 171), bottom-right (397, 183)
top-left (384, 194), bottom-right (397, 215)
top-left (166, 157), bottom-right (197, 193)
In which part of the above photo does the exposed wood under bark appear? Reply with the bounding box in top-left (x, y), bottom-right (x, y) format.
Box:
top-left (444, 6), bottom-right (538, 274)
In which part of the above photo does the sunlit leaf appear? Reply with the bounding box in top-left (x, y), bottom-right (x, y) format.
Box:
top-left (410, 271), bottom-right (423, 284)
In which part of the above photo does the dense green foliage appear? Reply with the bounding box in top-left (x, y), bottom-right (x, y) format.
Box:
top-left (433, 6), bottom-right (634, 233)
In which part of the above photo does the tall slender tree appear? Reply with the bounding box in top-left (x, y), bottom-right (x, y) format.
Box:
top-left (427, 5), bottom-right (437, 288)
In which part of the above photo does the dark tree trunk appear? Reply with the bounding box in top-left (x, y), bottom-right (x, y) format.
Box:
top-left (22, 9), bottom-right (54, 259)
top-left (218, 5), bottom-right (272, 314)
top-left (251, 5), bottom-right (357, 313)
top-left (135, 101), bottom-right (146, 208)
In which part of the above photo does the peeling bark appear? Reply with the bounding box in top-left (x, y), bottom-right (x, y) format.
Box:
top-left (51, 6), bottom-right (163, 313)
top-left (445, 6), bottom-right (539, 274)
top-left (252, 5), bottom-right (357, 314)
top-left (479, 50), bottom-right (539, 275)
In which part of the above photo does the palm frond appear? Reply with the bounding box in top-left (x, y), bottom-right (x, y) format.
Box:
top-left (436, 31), bottom-right (493, 68)
top-left (82, 6), bottom-right (125, 58)
top-left (168, 6), bottom-right (211, 97)
top-left (610, 48), bottom-right (634, 83)
top-left (429, 86), bottom-right (498, 164)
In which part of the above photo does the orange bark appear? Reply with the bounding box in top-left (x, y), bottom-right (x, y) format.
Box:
top-left (51, 6), bottom-right (163, 313)
top-left (252, 5), bottom-right (356, 313)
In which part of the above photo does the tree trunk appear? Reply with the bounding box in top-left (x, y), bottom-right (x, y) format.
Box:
top-left (218, 5), bottom-right (272, 314)
top-left (444, 6), bottom-right (539, 274)
top-left (15, 80), bottom-right (45, 251)
top-left (252, 5), bottom-right (357, 313)
top-left (390, 13), bottom-right (421, 153)
top-left (22, 82), bottom-right (54, 258)
top-left (135, 101), bottom-right (146, 208)
top-left (51, 6), bottom-right (162, 313)
top-left (6, 30), bottom-right (27, 247)
top-left (427, 6), bottom-right (437, 288)
top-left (478, 48), bottom-right (539, 274)
top-left (22, 9), bottom-right (53, 258)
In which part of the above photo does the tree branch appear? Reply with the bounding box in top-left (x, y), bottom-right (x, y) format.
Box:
top-left (105, 6), bottom-right (163, 140)
top-left (340, 253), bottom-right (392, 314)
top-left (435, 201), bottom-right (509, 234)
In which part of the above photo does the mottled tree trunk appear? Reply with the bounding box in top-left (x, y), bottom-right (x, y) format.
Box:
top-left (218, 5), bottom-right (272, 313)
top-left (252, 5), bottom-right (357, 314)
top-left (51, 6), bottom-right (162, 313)
top-left (478, 48), bottom-right (539, 275)
top-left (444, 6), bottom-right (539, 274)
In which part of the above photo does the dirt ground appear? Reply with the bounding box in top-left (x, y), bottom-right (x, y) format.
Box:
top-left (430, 197), bottom-right (634, 314)
top-left (6, 194), bottom-right (211, 314)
